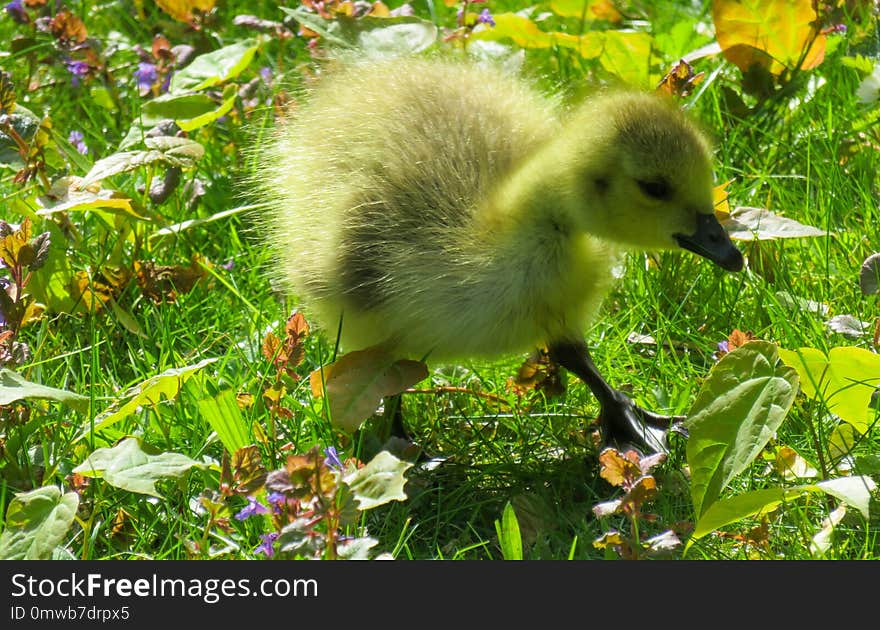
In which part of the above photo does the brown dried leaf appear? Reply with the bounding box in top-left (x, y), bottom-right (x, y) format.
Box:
top-left (135, 255), bottom-right (205, 303)
top-left (656, 59), bottom-right (705, 97)
top-left (49, 10), bottom-right (87, 46)
top-left (155, 0), bottom-right (216, 23)
top-left (231, 445), bottom-right (267, 495)
top-left (507, 348), bottom-right (565, 397)
top-left (598, 447), bottom-right (642, 488)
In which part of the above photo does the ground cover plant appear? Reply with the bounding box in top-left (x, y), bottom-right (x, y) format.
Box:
top-left (1, 0), bottom-right (879, 560)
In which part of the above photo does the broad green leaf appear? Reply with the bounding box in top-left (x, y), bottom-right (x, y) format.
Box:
top-left (169, 40), bottom-right (259, 93)
top-left (690, 475), bottom-right (876, 542)
top-left (142, 92), bottom-right (218, 121)
top-left (72, 437), bottom-right (204, 497)
top-left (354, 21), bottom-right (438, 56)
top-left (598, 31), bottom-right (654, 86)
top-left (712, 0), bottom-right (826, 76)
top-left (686, 341), bottom-right (798, 518)
top-left (36, 176), bottom-right (143, 220)
top-left (0, 368), bottom-right (88, 411)
top-left (196, 388), bottom-right (250, 454)
top-left (495, 502), bottom-right (524, 560)
top-left (721, 207), bottom-right (827, 240)
top-left (777, 347), bottom-right (880, 433)
top-left (82, 137), bottom-right (204, 186)
top-left (175, 84), bottom-right (237, 132)
top-left (0, 106), bottom-right (39, 168)
top-left (0, 486), bottom-right (79, 560)
top-left (310, 348), bottom-right (428, 432)
top-left (76, 357), bottom-right (217, 441)
top-left (343, 450), bottom-right (411, 510)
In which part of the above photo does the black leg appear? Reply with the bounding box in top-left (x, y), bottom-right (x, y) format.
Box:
top-left (383, 393), bottom-right (409, 440)
top-left (548, 339), bottom-right (683, 454)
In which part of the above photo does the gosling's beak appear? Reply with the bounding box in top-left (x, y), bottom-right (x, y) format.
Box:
top-left (674, 213), bottom-right (743, 272)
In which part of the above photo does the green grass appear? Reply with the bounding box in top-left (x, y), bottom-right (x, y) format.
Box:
top-left (1, 0), bottom-right (879, 560)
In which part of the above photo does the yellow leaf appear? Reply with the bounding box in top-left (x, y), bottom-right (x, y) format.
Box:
top-left (155, 0), bottom-right (215, 23)
top-left (712, 0), bottom-right (826, 76)
top-left (713, 180), bottom-right (733, 218)
top-left (37, 176), bottom-right (143, 220)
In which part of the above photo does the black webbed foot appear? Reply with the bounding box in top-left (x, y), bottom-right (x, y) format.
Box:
top-left (548, 339), bottom-right (688, 455)
top-left (598, 389), bottom-right (687, 455)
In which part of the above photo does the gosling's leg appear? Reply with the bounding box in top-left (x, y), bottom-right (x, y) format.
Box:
top-left (548, 340), bottom-right (684, 454)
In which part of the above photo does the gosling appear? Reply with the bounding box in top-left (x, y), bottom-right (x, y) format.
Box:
top-left (257, 57), bottom-right (743, 454)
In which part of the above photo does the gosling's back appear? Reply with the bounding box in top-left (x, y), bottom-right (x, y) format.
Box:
top-left (260, 58), bottom-right (614, 359)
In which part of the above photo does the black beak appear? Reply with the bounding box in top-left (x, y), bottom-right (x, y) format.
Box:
top-left (674, 213), bottom-right (743, 272)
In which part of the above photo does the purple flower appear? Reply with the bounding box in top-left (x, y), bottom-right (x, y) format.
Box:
top-left (259, 66), bottom-right (272, 84)
top-left (324, 446), bottom-right (342, 471)
top-left (717, 340), bottom-right (729, 354)
top-left (477, 8), bottom-right (495, 27)
top-left (234, 496), bottom-right (269, 521)
top-left (4, 0), bottom-right (28, 24)
top-left (68, 130), bottom-right (88, 155)
top-left (255, 532), bottom-right (278, 557)
top-left (66, 60), bottom-right (90, 87)
top-left (134, 62), bottom-right (158, 96)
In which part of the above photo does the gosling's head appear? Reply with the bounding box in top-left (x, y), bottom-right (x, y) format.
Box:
top-left (568, 92), bottom-right (743, 272)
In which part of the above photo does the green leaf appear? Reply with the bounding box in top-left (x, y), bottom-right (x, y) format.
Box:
top-left (0, 486), bottom-right (79, 560)
top-left (82, 137), bottom-right (204, 186)
top-left (72, 437), bottom-right (205, 497)
top-left (686, 341), bottom-right (799, 518)
top-left (76, 357), bottom-right (217, 441)
top-left (343, 450), bottom-right (411, 510)
top-left (175, 84), bottom-right (237, 132)
top-left (352, 21), bottom-right (437, 56)
top-left (777, 347), bottom-right (880, 433)
top-left (690, 475), bottom-right (876, 542)
top-left (598, 31), bottom-right (654, 87)
top-left (495, 502), bottom-right (523, 560)
top-left (196, 388), bottom-right (250, 454)
top-left (142, 92), bottom-right (218, 121)
top-left (0, 368), bottom-right (88, 411)
top-left (310, 348), bottom-right (428, 432)
top-left (169, 40), bottom-right (259, 93)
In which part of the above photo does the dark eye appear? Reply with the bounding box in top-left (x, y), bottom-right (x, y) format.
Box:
top-left (637, 179), bottom-right (672, 201)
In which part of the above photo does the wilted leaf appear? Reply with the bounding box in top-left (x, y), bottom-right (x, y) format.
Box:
top-left (810, 504), bottom-right (846, 557)
top-left (197, 389), bottom-right (250, 454)
top-left (775, 445), bottom-right (818, 480)
top-left (48, 10), bottom-right (87, 46)
top-left (0, 368), bottom-right (88, 411)
top-left (777, 346), bottom-right (880, 434)
top-left (712, 0), bottom-right (826, 76)
top-left (721, 206), bottom-right (827, 240)
top-left (342, 450), bottom-right (411, 510)
top-left (36, 176), bottom-right (142, 219)
top-left (859, 253), bottom-right (880, 295)
top-left (156, 0), bottom-right (215, 23)
top-left (76, 357), bottom-right (218, 440)
top-left (598, 447), bottom-right (642, 488)
top-left (0, 70), bottom-right (16, 114)
top-left (230, 445), bottom-right (266, 495)
top-left (826, 314), bottom-right (871, 338)
top-left (310, 348), bottom-right (428, 432)
top-left (73, 438), bottom-right (204, 497)
top-left (0, 486), bottom-right (79, 560)
top-left (657, 59), bottom-right (706, 97)
top-left (135, 255), bottom-right (206, 303)
top-left (687, 341), bottom-right (799, 518)
top-left (169, 40), bottom-right (259, 93)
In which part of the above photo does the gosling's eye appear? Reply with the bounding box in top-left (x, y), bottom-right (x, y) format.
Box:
top-left (637, 179), bottom-right (672, 201)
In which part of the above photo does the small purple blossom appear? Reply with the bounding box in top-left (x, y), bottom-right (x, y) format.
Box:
top-left (266, 492), bottom-right (286, 515)
top-left (234, 496), bottom-right (269, 521)
top-left (134, 61), bottom-right (158, 96)
top-left (477, 8), bottom-right (495, 27)
top-left (68, 130), bottom-right (88, 155)
top-left (259, 66), bottom-right (272, 84)
top-left (324, 446), bottom-right (342, 471)
top-left (66, 60), bottom-right (90, 87)
top-left (221, 258), bottom-right (234, 271)
top-left (255, 532), bottom-right (278, 557)
top-left (717, 341), bottom-right (729, 354)
top-left (4, 0), bottom-right (28, 24)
